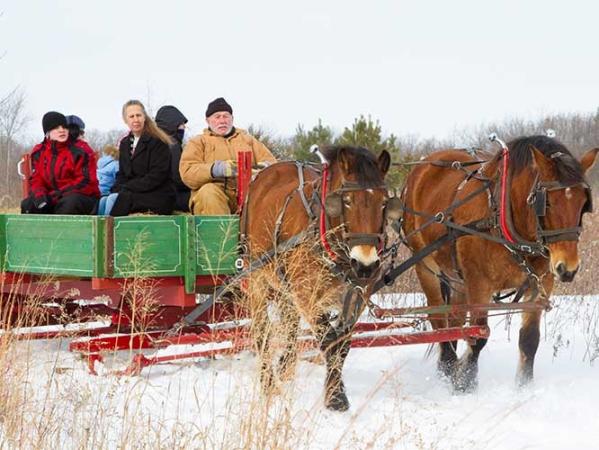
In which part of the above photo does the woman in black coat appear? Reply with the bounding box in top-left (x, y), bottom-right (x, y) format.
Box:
top-left (110, 100), bottom-right (176, 216)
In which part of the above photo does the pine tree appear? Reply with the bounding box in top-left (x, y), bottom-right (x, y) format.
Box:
top-left (290, 119), bottom-right (334, 161)
top-left (335, 115), bottom-right (406, 189)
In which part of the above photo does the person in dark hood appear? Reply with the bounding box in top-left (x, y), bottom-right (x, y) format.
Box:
top-left (155, 105), bottom-right (190, 212)
top-left (66, 115), bottom-right (86, 142)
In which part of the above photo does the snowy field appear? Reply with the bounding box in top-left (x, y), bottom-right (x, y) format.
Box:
top-left (2, 294), bottom-right (598, 449)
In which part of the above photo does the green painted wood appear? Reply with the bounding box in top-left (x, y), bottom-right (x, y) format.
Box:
top-left (195, 216), bottom-right (239, 275)
top-left (112, 216), bottom-right (185, 277)
top-left (184, 215), bottom-right (196, 294)
top-left (3, 214), bottom-right (99, 276)
top-left (0, 214), bottom-right (240, 285)
top-left (93, 217), bottom-right (107, 278)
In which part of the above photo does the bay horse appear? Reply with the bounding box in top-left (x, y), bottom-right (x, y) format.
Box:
top-left (241, 146), bottom-right (395, 411)
top-left (402, 135), bottom-right (597, 391)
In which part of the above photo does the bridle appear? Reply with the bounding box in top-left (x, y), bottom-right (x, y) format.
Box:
top-left (311, 145), bottom-right (401, 264)
top-left (527, 177), bottom-right (593, 246)
top-left (491, 133), bottom-right (593, 255)
top-left (324, 181), bottom-right (388, 249)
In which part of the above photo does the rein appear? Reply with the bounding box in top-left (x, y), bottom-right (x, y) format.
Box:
top-left (499, 141), bottom-right (516, 244)
top-left (318, 159), bottom-right (336, 259)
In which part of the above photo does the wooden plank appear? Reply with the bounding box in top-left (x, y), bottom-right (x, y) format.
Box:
top-left (3, 215), bottom-right (97, 276)
top-left (183, 215), bottom-right (196, 294)
top-left (112, 216), bottom-right (185, 277)
top-left (195, 216), bottom-right (239, 276)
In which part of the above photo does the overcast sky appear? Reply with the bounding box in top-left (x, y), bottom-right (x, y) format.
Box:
top-left (1, 0), bottom-right (598, 142)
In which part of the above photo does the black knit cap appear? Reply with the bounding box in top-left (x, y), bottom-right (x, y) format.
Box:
top-left (205, 97), bottom-right (233, 118)
top-left (42, 111), bottom-right (67, 134)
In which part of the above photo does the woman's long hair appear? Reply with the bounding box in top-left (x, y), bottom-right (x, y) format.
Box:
top-left (121, 99), bottom-right (173, 146)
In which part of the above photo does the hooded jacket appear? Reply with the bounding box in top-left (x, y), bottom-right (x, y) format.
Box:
top-left (155, 105), bottom-right (188, 192)
top-left (97, 154), bottom-right (119, 195)
top-left (29, 138), bottom-right (100, 204)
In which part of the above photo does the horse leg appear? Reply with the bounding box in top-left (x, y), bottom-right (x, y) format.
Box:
top-left (453, 319), bottom-right (488, 393)
top-left (415, 262), bottom-right (458, 379)
top-left (315, 315), bottom-right (351, 411)
top-left (517, 308), bottom-right (542, 386)
top-left (452, 283), bottom-right (488, 393)
top-left (516, 275), bottom-right (553, 386)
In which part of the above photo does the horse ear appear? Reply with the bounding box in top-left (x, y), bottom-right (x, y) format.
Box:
top-left (531, 146), bottom-right (553, 175)
top-left (580, 148), bottom-right (599, 175)
top-left (377, 150), bottom-right (391, 176)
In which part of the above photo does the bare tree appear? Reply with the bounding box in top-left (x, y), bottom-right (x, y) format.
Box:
top-left (0, 86), bottom-right (29, 206)
top-left (85, 128), bottom-right (127, 153)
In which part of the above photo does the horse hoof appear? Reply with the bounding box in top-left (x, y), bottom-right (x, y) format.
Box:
top-left (452, 373), bottom-right (478, 393)
top-left (437, 361), bottom-right (456, 380)
top-left (516, 373), bottom-right (534, 388)
top-left (325, 391), bottom-right (350, 411)
top-left (516, 365), bottom-right (534, 388)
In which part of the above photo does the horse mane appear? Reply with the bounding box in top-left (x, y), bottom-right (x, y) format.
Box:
top-left (507, 135), bottom-right (585, 184)
top-left (321, 145), bottom-right (384, 187)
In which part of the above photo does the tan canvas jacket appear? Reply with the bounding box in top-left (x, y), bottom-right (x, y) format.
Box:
top-left (180, 128), bottom-right (276, 190)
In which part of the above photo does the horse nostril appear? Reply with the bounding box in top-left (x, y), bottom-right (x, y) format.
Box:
top-left (350, 257), bottom-right (380, 279)
top-left (555, 262), bottom-right (579, 282)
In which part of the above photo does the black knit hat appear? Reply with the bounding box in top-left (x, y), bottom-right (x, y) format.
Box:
top-left (205, 97), bottom-right (233, 118)
top-left (42, 111), bottom-right (67, 134)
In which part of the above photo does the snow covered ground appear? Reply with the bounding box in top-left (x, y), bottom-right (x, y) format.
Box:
top-left (3, 294), bottom-right (599, 449)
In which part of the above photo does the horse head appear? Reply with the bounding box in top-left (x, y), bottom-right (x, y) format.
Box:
top-left (507, 136), bottom-right (598, 282)
top-left (322, 146), bottom-right (392, 281)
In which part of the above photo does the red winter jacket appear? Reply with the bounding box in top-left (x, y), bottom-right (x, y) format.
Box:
top-left (29, 139), bottom-right (100, 204)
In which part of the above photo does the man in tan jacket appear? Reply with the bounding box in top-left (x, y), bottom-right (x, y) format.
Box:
top-left (180, 98), bottom-right (276, 215)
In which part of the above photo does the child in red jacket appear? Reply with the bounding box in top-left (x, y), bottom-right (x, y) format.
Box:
top-left (21, 111), bottom-right (100, 214)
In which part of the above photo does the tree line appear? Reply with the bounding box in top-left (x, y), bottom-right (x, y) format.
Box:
top-left (1, 86), bottom-right (598, 208)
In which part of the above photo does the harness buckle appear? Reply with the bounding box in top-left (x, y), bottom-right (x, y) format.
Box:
top-left (235, 258), bottom-right (245, 271)
top-left (434, 212), bottom-right (445, 223)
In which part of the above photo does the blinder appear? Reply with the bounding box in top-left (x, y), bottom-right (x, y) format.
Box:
top-left (583, 188), bottom-right (593, 215)
top-left (324, 192), bottom-right (343, 218)
top-left (533, 187), bottom-right (547, 217)
top-left (385, 196), bottom-right (403, 221)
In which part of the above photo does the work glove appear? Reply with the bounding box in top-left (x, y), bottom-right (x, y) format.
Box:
top-left (33, 194), bottom-right (51, 210)
top-left (211, 160), bottom-right (237, 178)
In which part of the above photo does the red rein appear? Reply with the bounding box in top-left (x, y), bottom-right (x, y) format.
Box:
top-left (319, 164), bottom-right (337, 260)
top-left (499, 146), bottom-right (516, 243)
